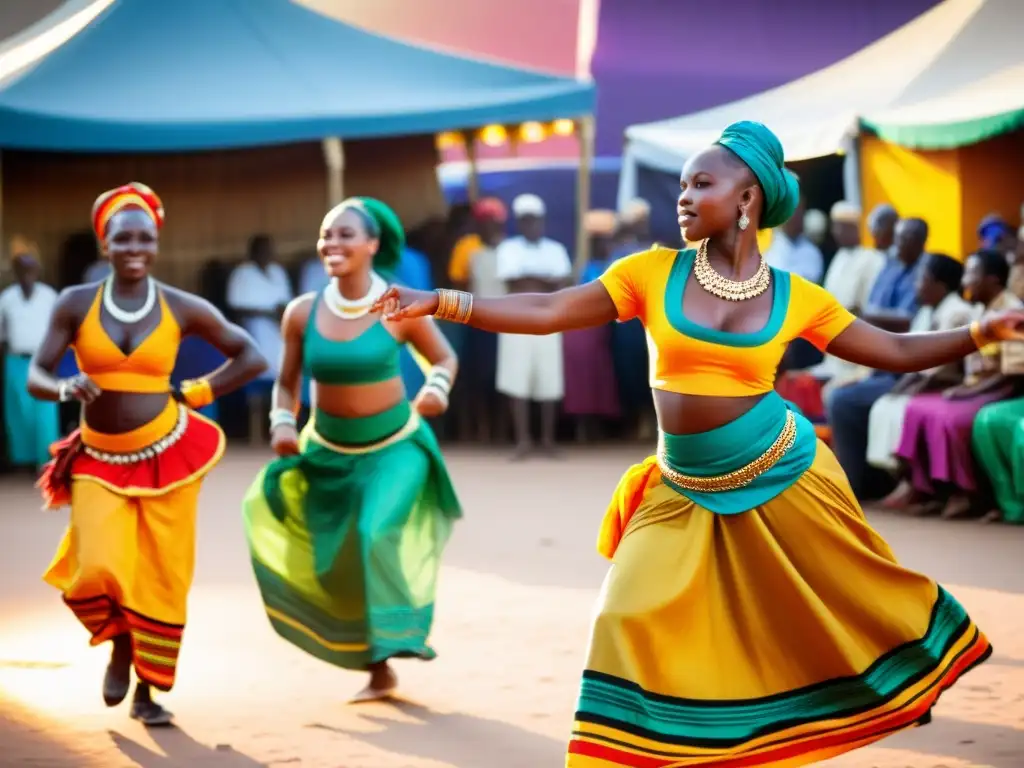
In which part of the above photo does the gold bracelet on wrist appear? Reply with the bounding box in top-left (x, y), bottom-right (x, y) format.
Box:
top-left (434, 289), bottom-right (474, 324)
top-left (968, 320), bottom-right (993, 350)
top-left (180, 378), bottom-right (214, 409)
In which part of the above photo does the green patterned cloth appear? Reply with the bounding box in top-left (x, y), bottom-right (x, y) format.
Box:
top-left (242, 401), bottom-right (462, 668)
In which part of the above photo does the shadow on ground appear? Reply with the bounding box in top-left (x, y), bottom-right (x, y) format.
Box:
top-left (110, 728), bottom-right (267, 767)
top-left (308, 699), bottom-right (564, 767)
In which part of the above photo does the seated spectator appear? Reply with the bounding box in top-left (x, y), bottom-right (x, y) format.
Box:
top-left (887, 249), bottom-right (1023, 518)
top-left (866, 254), bottom-right (976, 474)
top-left (1009, 225), bottom-right (1024, 300)
top-left (226, 235), bottom-right (293, 380)
top-left (972, 384), bottom-right (1024, 525)
top-left (764, 194), bottom-right (823, 284)
top-left (827, 217), bottom-right (928, 498)
top-left (977, 213), bottom-right (1016, 254)
top-left (777, 202), bottom-right (889, 420)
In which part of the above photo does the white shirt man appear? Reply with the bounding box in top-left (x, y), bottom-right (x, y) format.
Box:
top-left (226, 237), bottom-right (293, 379)
top-left (0, 281), bottom-right (57, 357)
top-left (0, 256), bottom-right (60, 469)
top-left (494, 194), bottom-right (572, 456)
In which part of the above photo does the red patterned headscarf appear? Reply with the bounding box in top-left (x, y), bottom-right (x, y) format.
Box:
top-left (91, 182), bottom-right (165, 240)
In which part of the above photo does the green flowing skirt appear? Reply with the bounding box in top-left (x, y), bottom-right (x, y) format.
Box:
top-left (242, 401), bottom-right (462, 668)
top-left (972, 397), bottom-right (1024, 523)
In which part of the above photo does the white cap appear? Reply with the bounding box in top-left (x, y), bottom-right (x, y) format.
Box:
top-left (512, 193), bottom-right (546, 217)
top-left (619, 197), bottom-right (651, 224)
top-left (829, 201), bottom-right (861, 224)
top-left (803, 209), bottom-right (828, 243)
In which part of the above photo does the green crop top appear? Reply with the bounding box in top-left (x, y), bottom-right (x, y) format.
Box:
top-left (303, 293), bottom-right (402, 385)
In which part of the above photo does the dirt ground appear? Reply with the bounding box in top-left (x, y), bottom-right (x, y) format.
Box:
top-left (1, 445), bottom-right (1022, 767)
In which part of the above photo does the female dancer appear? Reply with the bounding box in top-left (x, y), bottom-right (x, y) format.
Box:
top-left (242, 197), bottom-right (461, 703)
top-left (29, 182), bottom-right (267, 725)
top-left (374, 121), bottom-right (1024, 766)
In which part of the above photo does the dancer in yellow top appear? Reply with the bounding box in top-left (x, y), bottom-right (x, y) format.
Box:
top-left (374, 121), bottom-right (1024, 766)
top-left (29, 183), bottom-right (267, 726)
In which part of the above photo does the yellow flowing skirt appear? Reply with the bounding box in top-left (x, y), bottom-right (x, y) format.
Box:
top-left (569, 441), bottom-right (991, 767)
top-left (41, 402), bottom-right (225, 691)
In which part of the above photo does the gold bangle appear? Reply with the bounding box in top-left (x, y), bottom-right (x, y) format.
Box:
top-left (969, 320), bottom-right (993, 350)
top-left (180, 378), bottom-right (214, 409)
top-left (435, 289), bottom-right (473, 324)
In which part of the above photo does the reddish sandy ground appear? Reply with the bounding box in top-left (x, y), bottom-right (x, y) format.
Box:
top-left (1, 445), bottom-right (1022, 767)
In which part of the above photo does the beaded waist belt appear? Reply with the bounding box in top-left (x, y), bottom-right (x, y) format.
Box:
top-left (656, 409), bottom-right (797, 493)
top-left (82, 405), bottom-right (188, 465)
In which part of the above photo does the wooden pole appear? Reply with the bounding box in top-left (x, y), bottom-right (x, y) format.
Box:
top-left (462, 130), bottom-right (480, 203)
top-left (573, 115), bottom-right (595, 280)
top-left (322, 137), bottom-right (345, 207)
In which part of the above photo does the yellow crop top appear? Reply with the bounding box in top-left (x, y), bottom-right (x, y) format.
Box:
top-left (73, 285), bottom-right (181, 393)
top-left (598, 246), bottom-right (856, 397)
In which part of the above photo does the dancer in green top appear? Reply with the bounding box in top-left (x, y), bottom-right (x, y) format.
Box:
top-left (242, 197), bottom-right (461, 702)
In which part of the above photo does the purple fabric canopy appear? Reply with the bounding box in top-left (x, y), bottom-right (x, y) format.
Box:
top-left (591, 0), bottom-right (941, 155)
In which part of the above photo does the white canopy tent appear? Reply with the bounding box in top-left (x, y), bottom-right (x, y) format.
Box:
top-left (618, 0), bottom-right (1017, 208)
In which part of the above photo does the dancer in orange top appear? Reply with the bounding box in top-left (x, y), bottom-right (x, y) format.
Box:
top-left (374, 122), bottom-right (1024, 766)
top-left (29, 183), bottom-right (267, 726)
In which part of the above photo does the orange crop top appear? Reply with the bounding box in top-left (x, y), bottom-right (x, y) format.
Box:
top-left (598, 246), bottom-right (856, 397)
top-left (73, 285), bottom-right (181, 393)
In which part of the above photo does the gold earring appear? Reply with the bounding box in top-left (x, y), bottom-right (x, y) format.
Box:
top-left (738, 212), bottom-right (750, 231)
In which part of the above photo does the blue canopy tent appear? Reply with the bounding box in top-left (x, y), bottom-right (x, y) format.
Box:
top-left (0, 0), bottom-right (595, 151)
top-left (4, 0), bottom-right (595, 436)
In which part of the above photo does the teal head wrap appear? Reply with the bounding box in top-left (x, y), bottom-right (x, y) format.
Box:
top-left (715, 121), bottom-right (800, 230)
top-left (334, 196), bottom-right (405, 274)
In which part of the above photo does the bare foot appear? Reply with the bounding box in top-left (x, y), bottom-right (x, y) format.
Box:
top-left (537, 443), bottom-right (565, 460)
top-left (351, 662), bottom-right (397, 704)
top-left (880, 479), bottom-right (918, 510)
top-left (906, 499), bottom-right (942, 517)
top-left (510, 443), bottom-right (532, 462)
top-left (980, 509), bottom-right (1002, 524)
top-left (940, 494), bottom-right (974, 520)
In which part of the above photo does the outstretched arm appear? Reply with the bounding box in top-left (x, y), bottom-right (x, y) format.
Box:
top-left (374, 281), bottom-right (619, 335)
top-left (827, 313), bottom-right (1024, 373)
top-left (176, 293), bottom-right (268, 397)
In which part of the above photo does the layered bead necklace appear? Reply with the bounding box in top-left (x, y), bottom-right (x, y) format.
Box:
top-left (692, 239), bottom-right (770, 302)
top-left (103, 275), bottom-right (156, 323)
top-left (323, 271), bottom-right (388, 319)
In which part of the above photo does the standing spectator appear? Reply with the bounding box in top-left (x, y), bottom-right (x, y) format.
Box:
top-left (83, 256), bottom-right (112, 283)
top-left (445, 203), bottom-right (479, 289)
top-left (0, 249), bottom-right (59, 471)
top-left (393, 241), bottom-right (436, 405)
top-left (865, 254), bottom-right (976, 475)
top-left (827, 217), bottom-right (929, 498)
top-left (495, 194), bottom-right (572, 459)
top-left (562, 210), bottom-right (620, 440)
top-left (459, 198), bottom-right (509, 443)
top-left (764, 195), bottom-right (824, 284)
top-left (226, 235), bottom-right (293, 378)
